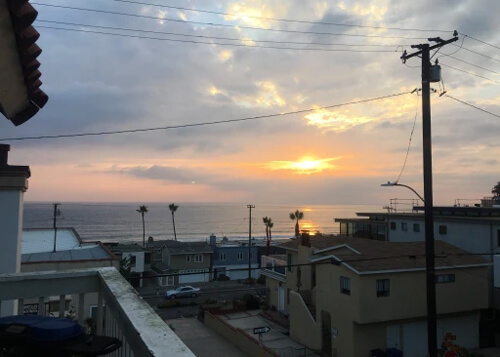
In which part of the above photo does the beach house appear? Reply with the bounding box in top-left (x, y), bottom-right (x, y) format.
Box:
top-left (263, 234), bottom-right (490, 356)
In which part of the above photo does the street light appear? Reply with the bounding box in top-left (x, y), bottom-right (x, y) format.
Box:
top-left (381, 181), bottom-right (425, 203)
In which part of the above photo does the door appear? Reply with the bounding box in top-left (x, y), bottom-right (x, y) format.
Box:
top-left (403, 322), bottom-right (427, 357)
top-left (321, 310), bottom-right (332, 356)
top-left (387, 325), bottom-right (401, 349)
top-left (277, 284), bottom-right (285, 311)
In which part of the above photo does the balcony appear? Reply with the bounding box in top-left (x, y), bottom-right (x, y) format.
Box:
top-left (0, 267), bottom-right (195, 357)
top-left (261, 255), bottom-right (286, 281)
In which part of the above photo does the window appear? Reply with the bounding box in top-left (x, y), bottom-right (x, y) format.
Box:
top-left (219, 253), bottom-right (226, 261)
top-left (237, 252), bottom-right (243, 261)
top-left (439, 225), bottom-right (448, 235)
top-left (186, 255), bottom-right (191, 263)
top-left (436, 274), bottom-right (455, 283)
top-left (413, 223), bottom-right (420, 233)
top-left (376, 279), bottom-right (390, 297)
top-left (129, 255), bottom-right (137, 267)
top-left (194, 254), bottom-right (203, 263)
top-left (390, 222), bottom-right (396, 230)
top-left (340, 276), bottom-right (351, 295)
top-left (144, 253), bottom-right (151, 264)
top-left (287, 253), bottom-right (294, 272)
top-left (401, 223), bottom-right (408, 232)
top-left (497, 230), bottom-right (500, 247)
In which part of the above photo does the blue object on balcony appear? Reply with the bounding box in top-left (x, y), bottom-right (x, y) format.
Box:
top-left (0, 315), bottom-right (82, 342)
top-left (386, 347), bottom-right (403, 357)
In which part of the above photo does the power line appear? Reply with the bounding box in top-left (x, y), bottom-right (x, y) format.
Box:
top-left (0, 91), bottom-right (412, 142)
top-left (31, 3), bottom-right (437, 40)
top-left (395, 94), bottom-right (419, 183)
top-left (444, 95), bottom-right (500, 119)
top-left (109, 0), bottom-right (452, 33)
top-left (447, 55), bottom-right (500, 74)
top-left (452, 44), bottom-right (500, 63)
top-left (37, 25), bottom-right (397, 53)
top-left (36, 20), bottom-right (413, 48)
top-left (458, 32), bottom-right (500, 51)
top-left (441, 63), bottom-right (500, 85)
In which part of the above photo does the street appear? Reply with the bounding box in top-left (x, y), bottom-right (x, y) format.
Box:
top-left (138, 281), bottom-right (266, 320)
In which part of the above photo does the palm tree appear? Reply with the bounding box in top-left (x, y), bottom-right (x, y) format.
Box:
top-left (289, 210), bottom-right (304, 239)
top-left (268, 219), bottom-right (274, 241)
top-left (492, 181), bottom-right (500, 197)
top-left (262, 217), bottom-right (270, 240)
top-left (169, 203), bottom-right (179, 241)
top-left (136, 205), bottom-right (148, 247)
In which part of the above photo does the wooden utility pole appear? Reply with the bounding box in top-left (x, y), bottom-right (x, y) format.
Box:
top-left (53, 203), bottom-right (61, 252)
top-left (401, 33), bottom-right (458, 357)
top-left (247, 204), bottom-right (255, 280)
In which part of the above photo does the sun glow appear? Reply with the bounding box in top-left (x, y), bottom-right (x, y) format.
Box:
top-left (265, 157), bottom-right (338, 174)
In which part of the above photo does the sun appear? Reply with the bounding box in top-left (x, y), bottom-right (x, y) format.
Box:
top-left (265, 157), bottom-right (338, 174)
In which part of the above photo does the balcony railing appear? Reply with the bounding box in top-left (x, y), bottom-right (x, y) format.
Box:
top-left (261, 255), bottom-right (287, 277)
top-left (0, 267), bottom-right (195, 357)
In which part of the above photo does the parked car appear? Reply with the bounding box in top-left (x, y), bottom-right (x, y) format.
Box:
top-left (165, 286), bottom-right (200, 299)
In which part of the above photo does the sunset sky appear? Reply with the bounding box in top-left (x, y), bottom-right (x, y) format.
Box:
top-left (2, 0), bottom-right (500, 205)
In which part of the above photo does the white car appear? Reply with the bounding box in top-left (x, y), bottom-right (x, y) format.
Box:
top-left (165, 286), bottom-right (200, 299)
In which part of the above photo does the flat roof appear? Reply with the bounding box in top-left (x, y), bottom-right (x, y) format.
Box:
top-left (22, 228), bottom-right (82, 254)
top-left (22, 245), bottom-right (113, 263)
top-left (21, 228), bottom-right (115, 263)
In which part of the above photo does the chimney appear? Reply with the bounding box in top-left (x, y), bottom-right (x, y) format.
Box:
top-left (0, 144), bottom-right (30, 316)
top-left (209, 234), bottom-right (217, 247)
top-left (301, 232), bottom-right (311, 247)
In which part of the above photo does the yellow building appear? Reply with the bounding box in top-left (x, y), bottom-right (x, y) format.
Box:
top-left (263, 235), bottom-right (490, 357)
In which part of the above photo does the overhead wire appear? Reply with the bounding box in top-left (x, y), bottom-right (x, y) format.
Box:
top-left (446, 55), bottom-right (500, 75)
top-left (444, 95), bottom-right (500, 119)
top-left (31, 3), bottom-right (440, 40)
top-left (36, 20), bottom-right (413, 48)
top-left (0, 91), bottom-right (413, 142)
top-left (394, 93), bottom-right (419, 184)
top-left (108, 0), bottom-right (453, 33)
top-left (36, 25), bottom-right (397, 53)
top-left (458, 32), bottom-right (500, 51)
top-left (441, 63), bottom-right (500, 85)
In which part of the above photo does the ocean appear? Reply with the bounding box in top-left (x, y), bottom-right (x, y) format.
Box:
top-left (23, 202), bottom-right (384, 243)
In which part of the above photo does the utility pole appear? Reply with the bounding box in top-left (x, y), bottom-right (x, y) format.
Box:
top-left (247, 204), bottom-right (255, 281)
top-left (53, 203), bottom-right (61, 252)
top-left (401, 33), bottom-right (458, 357)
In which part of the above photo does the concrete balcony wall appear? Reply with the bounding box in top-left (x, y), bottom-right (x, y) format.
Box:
top-left (0, 267), bottom-right (195, 357)
top-left (289, 291), bottom-right (321, 350)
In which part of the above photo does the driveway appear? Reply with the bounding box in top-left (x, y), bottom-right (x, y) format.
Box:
top-left (165, 317), bottom-right (250, 357)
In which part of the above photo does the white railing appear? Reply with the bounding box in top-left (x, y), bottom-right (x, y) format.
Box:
top-left (0, 267), bottom-right (195, 357)
top-left (261, 255), bottom-right (287, 276)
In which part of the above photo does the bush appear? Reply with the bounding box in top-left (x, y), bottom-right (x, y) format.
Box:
top-left (157, 299), bottom-right (197, 309)
top-left (244, 278), bottom-right (256, 285)
top-left (256, 275), bottom-right (266, 285)
top-left (242, 294), bottom-right (260, 310)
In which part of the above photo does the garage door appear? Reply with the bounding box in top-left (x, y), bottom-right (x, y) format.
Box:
top-left (403, 322), bottom-right (427, 357)
top-left (179, 270), bottom-right (209, 284)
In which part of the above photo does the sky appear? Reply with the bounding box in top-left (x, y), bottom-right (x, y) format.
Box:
top-left (2, 0), bottom-right (500, 205)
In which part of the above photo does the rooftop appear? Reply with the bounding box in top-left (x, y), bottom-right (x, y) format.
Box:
top-left (22, 228), bottom-right (82, 254)
top-left (167, 241), bottom-right (213, 255)
top-left (105, 243), bottom-right (147, 254)
top-left (21, 228), bottom-right (115, 263)
top-left (279, 235), bottom-right (489, 274)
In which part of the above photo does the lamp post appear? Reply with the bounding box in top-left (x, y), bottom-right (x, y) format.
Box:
top-left (381, 181), bottom-right (425, 203)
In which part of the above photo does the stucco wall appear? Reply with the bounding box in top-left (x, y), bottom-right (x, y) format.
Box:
top-left (266, 278), bottom-right (279, 309)
top-left (387, 218), bottom-right (500, 260)
top-left (289, 291), bottom-right (321, 350)
top-left (21, 260), bottom-right (118, 273)
top-left (204, 312), bottom-right (278, 357)
top-left (170, 253), bottom-right (211, 270)
top-left (357, 267), bottom-right (489, 323)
